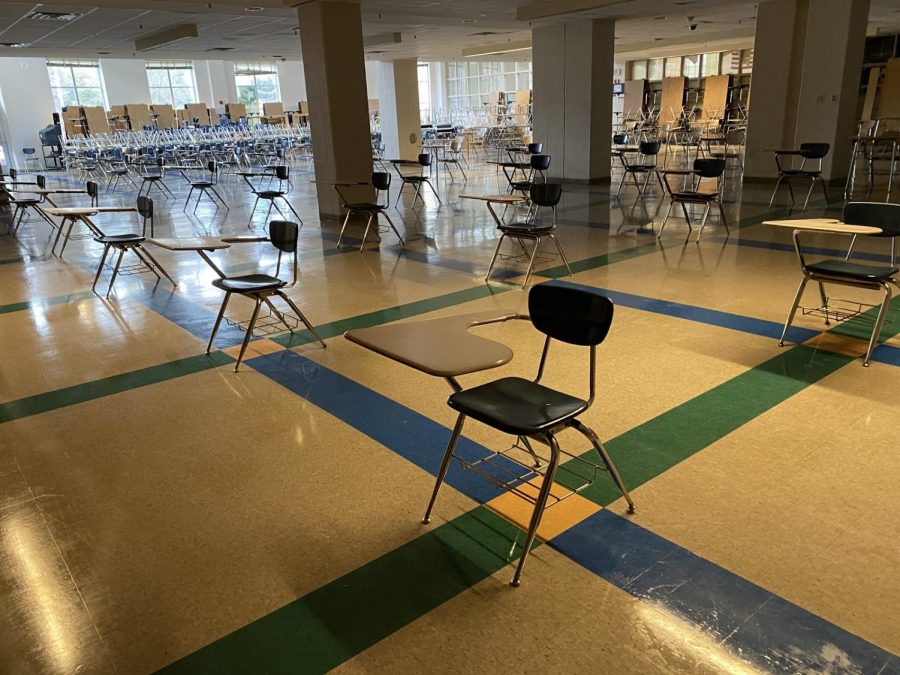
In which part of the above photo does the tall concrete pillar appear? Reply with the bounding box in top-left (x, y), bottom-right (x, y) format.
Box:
top-left (376, 60), bottom-right (421, 161)
top-left (298, 1), bottom-right (373, 219)
top-left (532, 19), bottom-right (615, 183)
top-left (745, 0), bottom-right (870, 181)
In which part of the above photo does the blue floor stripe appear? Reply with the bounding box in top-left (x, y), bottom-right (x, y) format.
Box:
top-left (552, 510), bottom-right (897, 673)
top-left (247, 349), bottom-right (513, 504)
top-left (712, 234), bottom-right (897, 265)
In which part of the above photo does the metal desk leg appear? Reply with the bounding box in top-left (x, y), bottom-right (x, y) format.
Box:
top-left (197, 249), bottom-right (226, 278)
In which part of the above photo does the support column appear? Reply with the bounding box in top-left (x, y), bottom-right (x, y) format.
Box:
top-left (376, 60), bottom-right (421, 161)
top-left (532, 18), bottom-right (614, 183)
top-left (299, 1), bottom-right (373, 219)
top-left (745, 0), bottom-right (870, 181)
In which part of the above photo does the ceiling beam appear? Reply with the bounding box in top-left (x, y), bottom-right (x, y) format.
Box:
top-left (516, 0), bottom-right (633, 22)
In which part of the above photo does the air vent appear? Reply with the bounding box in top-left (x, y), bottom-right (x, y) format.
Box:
top-left (206, 47), bottom-right (235, 51)
top-left (469, 31), bottom-right (510, 37)
top-left (28, 11), bottom-right (83, 21)
top-left (367, 50), bottom-right (386, 54)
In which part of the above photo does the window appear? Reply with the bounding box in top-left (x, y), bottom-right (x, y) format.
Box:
top-left (664, 58), bottom-right (682, 78)
top-left (147, 62), bottom-right (197, 108)
top-left (701, 52), bottom-right (720, 77)
top-left (648, 58), bottom-right (664, 81)
top-left (418, 62), bottom-right (431, 124)
top-left (48, 60), bottom-right (106, 110)
top-left (234, 63), bottom-right (280, 114)
top-left (631, 60), bottom-right (648, 80)
top-left (682, 54), bottom-right (701, 79)
top-left (445, 60), bottom-right (532, 111)
top-left (739, 49), bottom-right (754, 74)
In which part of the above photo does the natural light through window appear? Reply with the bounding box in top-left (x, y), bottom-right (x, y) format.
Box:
top-left (234, 63), bottom-right (280, 115)
top-left (147, 62), bottom-right (197, 108)
top-left (47, 60), bottom-right (106, 110)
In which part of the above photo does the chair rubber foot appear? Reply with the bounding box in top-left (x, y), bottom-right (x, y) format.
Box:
top-left (421, 517), bottom-right (430, 525)
top-left (777, 341), bottom-right (785, 347)
top-left (627, 504), bottom-right (636, 514)
top-left (509, 579), bottom-right (521, 587)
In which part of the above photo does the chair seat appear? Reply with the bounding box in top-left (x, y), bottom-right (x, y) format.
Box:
top-left (143, 175), bottom-right (163, 180)
top-left (499, 222), bottom-right (555, 234)
top-left (781, 170), bottom-right (820, 177)
top-left (257, 190), bottom-right (285, 198)
top-left (509, 181), bottom-right (533, 191)
top-left (401, 176), bottom-right (428, 183)
top-left (95, 233), bottom-right (144, 244)
top-left (806, 259), bottom-right (898, 282)
top-left (212, 274), bottom-right (286, 293)
top-left (671, 191), bottom-right (718, 201)
top-left (623, 165), bottom-right (656, 172)
top-left (448, 377), bottom-right (588, 435)
top-left (13, 199), bottom-right (40, 206)
top-left (191, 181), bottom-right (214, 188)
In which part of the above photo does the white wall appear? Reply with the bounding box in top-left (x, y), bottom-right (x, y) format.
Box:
top-left (0, 57), bottom-right (56, 171)
top-left (100, 58), bottom-right (151, 105)
top-left (277, 61), bottom-right (306, 108)
top-left (193, 59), bottom-right (236, 112)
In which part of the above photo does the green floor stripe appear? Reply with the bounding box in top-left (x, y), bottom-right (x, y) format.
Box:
top-left (156, 507), bottom-right (530, 674)
top-left (0, 290), bottom-right (96, 316)
top-left (0, 351), bottom-right (233, 424)
top-left (273, 283), bottom-right (516, 347)
top-left (826, 296), bottom-right (900, 343)
top-left (557, 345), bottom-right (853, 505)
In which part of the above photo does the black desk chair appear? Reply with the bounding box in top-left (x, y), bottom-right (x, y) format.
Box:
top-left (206, 220), bottom-right (326, 371)
top-left (184, 161), bottom-right (229, 213)
top-left (657, 158), bottom-right (728, 241)
top-left (87, 180), bottom-right (99, 207)
top-left (138, 158), bottom-right (175, 199)
top-left (486, 182), bottom-right (573, 287)
top-left (4, 184), bottom-right (55, 235)
top-left (245, 171), bottom-right (302, 229)
top-left (768, 142), bottom-right (830, 210)
top-left (335, 172), bottom-right (405, 251)
top-left (437, 139), bottom-right (468, 181)
top-left (392, 154), bottom-right (442, 207)
top-left (509, 154), bottom-right (551, 197)
top-left (779, 202), bottom-right (900, 366)
top-left (527, 142), bottom-right (543, 154)
top-left (422, 280), bottom-right (635, 586)
top-left (616, 140), bottom-right (664, 197)
top-left (91, 214), bottom-right (176, 297)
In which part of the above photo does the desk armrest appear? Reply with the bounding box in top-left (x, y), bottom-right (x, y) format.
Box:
top-left (658, 169), bottom-right (696, 176)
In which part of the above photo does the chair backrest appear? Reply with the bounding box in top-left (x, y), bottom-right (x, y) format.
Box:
top-left (9, 168), bottom-right (17, 179)
top-left (86, 181), bottom-right (98, 199)
top-left (269, 220), bottom-right (298, 253)
top-left (207, 160), bottom-right (217, 174)
top-left (275, 165), bottom-right (289, 180)
top-left (137, 195), bottom-right (153, 219)
top-left (800, 142), bottom-right (829, 159)
top-left (639, 140), bottom-right (662, 156)
top-left (530, 154), bottom-right (551, 171)
top-left (527, 142), bottom-right (543, 154)
top-left (693, 158), bottom-right (726, 178)
top-left (418, 153), bottom-right (432, 167)
top-left (529, 182), bottom-right (562, 207)
top-left (36, 175), bottom-right (46, 189)
top-left (843, 202), bottom-right (900, 238)
top-left (372, 171), bottom-right (391, 191)
top-left (612, 134), bottom-right (627, 145)
top-left (23, 147), bottom-right (35, 155)
top-left (529, 280), bottom-right (614, 346)
top-left (450, 139), bottom-right (463, 152)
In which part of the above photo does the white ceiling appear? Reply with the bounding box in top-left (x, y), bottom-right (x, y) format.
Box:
top-left (0, 0), bottom-right (896, 61)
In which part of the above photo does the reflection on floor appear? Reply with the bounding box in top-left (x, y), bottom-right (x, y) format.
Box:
top-left (0, 154), bottom-right (898, 674)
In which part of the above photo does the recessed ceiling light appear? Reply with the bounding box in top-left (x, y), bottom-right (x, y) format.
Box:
top-left (0, 42), bottom-right (28, 47)
top-left (462, 19), bottom-right (477, 23)
top-left (244, 6), bottom-right (264, 12)
top-left (272, 55), bottom-right (282, 58)
top-left (98, 51), bottom-right (110, 54)
top-left (28, 11), bottom-right (82, 21)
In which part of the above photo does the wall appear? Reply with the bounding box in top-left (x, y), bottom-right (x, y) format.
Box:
top-left (194, 59), bottom-right (237, 112)
top-left (277, 61), bottom-right (307, 108)
top-left (100, 58), bottom-right (151, 105)
top-left (0, 57), bottom-right (56, 171)
top-left (364, 61), bottom-right (379, 99)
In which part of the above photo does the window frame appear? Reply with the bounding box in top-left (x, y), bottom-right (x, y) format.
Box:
top-left (47, 60), bottom-right (107, 111)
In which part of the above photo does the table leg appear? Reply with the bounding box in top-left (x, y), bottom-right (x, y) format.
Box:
top-left (197, 249), bottom-right (226, 277)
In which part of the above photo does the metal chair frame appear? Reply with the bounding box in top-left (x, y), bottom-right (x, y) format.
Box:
top-left (768, 143), bottom-right (830, 211)
top-left (335, 173), bottom-right (405, 251)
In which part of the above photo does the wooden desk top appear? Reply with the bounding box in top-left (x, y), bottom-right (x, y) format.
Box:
top-left (460, 194), bottom-right (526, 203)
top-left (763, 218), bottom-right (882, 236)
top-left (148, 237), bottom-right (232, 251)
top-left (43, 207), bottom-right (99, 217)
top-left (13, 188), bottom-right (86, 195)
top-left (345, 310), bottom-right (519, 378)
